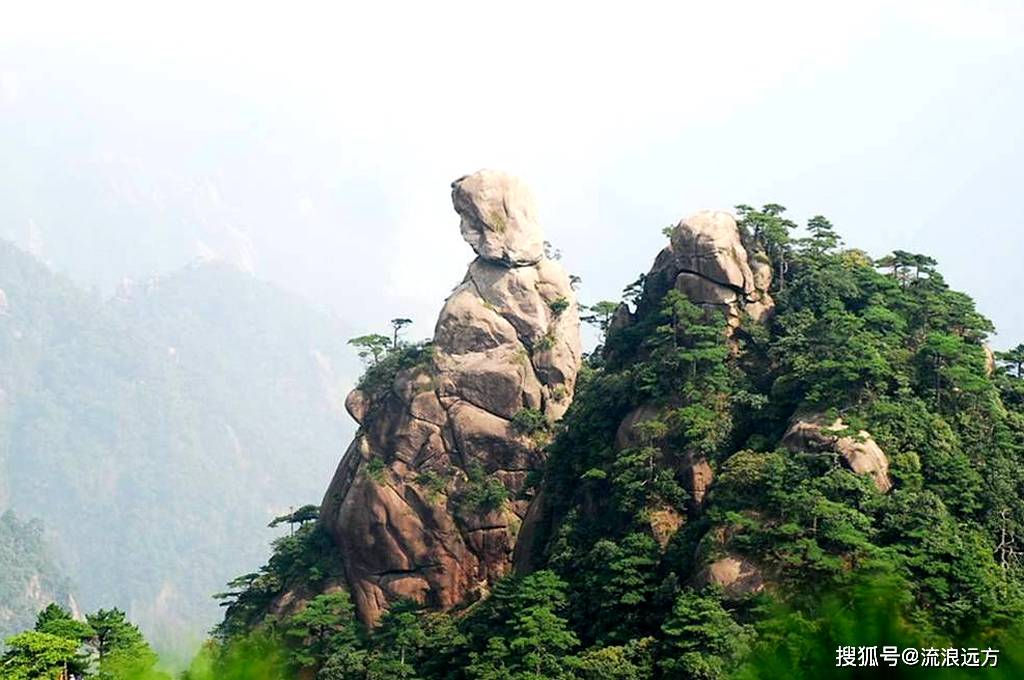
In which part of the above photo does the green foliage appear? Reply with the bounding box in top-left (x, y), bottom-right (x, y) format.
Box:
top-left (216, 519), bottom-right (340, 640)
top-left (35, 603), bottom-right (94, 643)
top-left (659, 588), bottom-right (748, 679)
top-left (536, 331), bottom-right (558, 352)
top-left (581, 301), bottom-right (620, 341)
top-left (735, 203), bottom-right (796, 289)
top-left (355, 340), bottom-right (435, 396)
top-left (511, 408), bottom-right (549, 437)
top-left (372, 599), bottom-right (428, 677)
top-left (464, 571), bottom-right (580, 680)
top-left (186, 204), bottom-right (1024, 679)
top-left (1, 631), bottom-right (81, 680)
top-left (456, 462), bottom-right (510, 515)
top-left (391, 318), bottom-right (414, 348)
top-left (549, 297), bottom-right (572, 316)
top-left (348, 333), bottom-right (393, 365)
top-left (88, 608), bottom-right (163, 679)
top-left (33, 604), bottom-right (94, 677)
top-left (512, 204), bottom-right (1024, 679)
top-left (573, 637), bottom-right (655, 679)
top-left (181, 630), bottom-right (287, 680)
top-left (415, 470), bottom-right (448, 502)
top-left (734, 570), bottom-right (1024, 679)
top-left (571, 533), bottom-right (661, 644)
top-left (3, 605), bottom-right (168, 680)
top-left (285, 592), bottom-right (360, 671)
top-left (268, 504), bottom-right (320, 529)
top-left (997, 344), bottom-right (1024, 379)
top-left (365, 456), bottom-right (388, 483)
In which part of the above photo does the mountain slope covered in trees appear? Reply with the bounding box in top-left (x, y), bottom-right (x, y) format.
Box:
top-left (0, 239), bottom-right (355, 659)
top-left (206, 203), bottom-right (1024, 679)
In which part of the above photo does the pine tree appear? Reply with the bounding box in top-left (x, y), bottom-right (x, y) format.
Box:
top-left (285, 591), bottom-right (360, 671)
top-left (658, 589), bottom-right (747, 680)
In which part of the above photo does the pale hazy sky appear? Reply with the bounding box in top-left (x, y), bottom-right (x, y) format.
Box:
top-left (2, 1), bottom-right (1022, 347)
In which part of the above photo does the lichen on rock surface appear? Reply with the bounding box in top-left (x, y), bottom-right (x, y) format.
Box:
top-left (319, 170), bottom-right (581, 624)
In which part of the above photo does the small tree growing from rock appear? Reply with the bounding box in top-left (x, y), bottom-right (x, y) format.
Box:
top-left (348, 334), bottom-right (392, 366)
top-left (390, 318), bottom-right (413, 349)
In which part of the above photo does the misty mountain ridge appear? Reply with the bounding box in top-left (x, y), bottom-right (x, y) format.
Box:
top-left (0, 237), bottom-right (359, 658)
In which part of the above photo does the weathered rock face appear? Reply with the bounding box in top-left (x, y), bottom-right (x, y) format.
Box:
top-left (640, 210), bottom-right (774, 330)
top-left (452, 170), bottom-right (545, 267)
top-left (690, 520), bottom-right (767, 597)
top-left (320, 170), bottom-right (581, 625)
top-left (782, 414), bottom-right (893, 493)
top-left (696, 554), bottom-right (766, 596)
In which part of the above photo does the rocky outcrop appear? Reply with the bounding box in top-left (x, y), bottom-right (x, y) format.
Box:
top-left (638, 210), bottom-right (774, 331)
top-left (0, 287), bottom-right (8, 315)
top-left (614, 403), bottom-right (713, 517)
top-left (452, 170), bottom-right (545, 267)
top-left (782, 414), bottom-right (893, 493)
top-left (649, 506), bottom-right (686, 549)
top-left (319, 170), bottom-right (581, 625)
top-left (688, 518), bottom-right (768, 597)
top-left (696, 554), bottom-right (765, 596)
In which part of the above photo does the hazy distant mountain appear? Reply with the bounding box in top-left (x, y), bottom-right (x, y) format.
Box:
top-left (0, 147), bottom-right (263, 289)
top-left (0, 239), bottom-right (357, 658)
top-left (0, 510), bottom-right (77, 643)
top-left (0, 91), bottom-right (398, 322)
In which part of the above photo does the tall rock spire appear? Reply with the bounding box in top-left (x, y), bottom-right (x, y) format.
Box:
top-left (319, 170), bottom-right (581, 625)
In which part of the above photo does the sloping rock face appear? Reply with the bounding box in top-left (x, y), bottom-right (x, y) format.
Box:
top-left (319, 170), bottom-right (581, 625)
top-left (782, 414), bottom-right (893, 493)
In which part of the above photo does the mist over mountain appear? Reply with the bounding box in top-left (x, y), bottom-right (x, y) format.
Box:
top-left (0, 238), bottom-right (358, 658)
top-left (0, 65), bottom-right (409, 340)
top-left (0, 510), bottom-right (77, 642)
